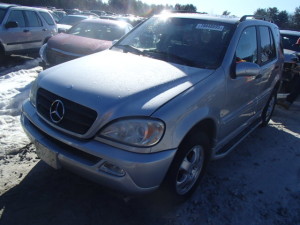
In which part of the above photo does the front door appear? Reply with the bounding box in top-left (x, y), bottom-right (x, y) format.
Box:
top-left (1, 9), bottom-right (29, 52)
top-left (222, 26), bottom-right (260, 138)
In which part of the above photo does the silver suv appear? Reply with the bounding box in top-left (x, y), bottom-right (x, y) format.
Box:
top-left (21, 13), bottom-right (283, 200)
top-left (0, 4), bottom-right (57, 60)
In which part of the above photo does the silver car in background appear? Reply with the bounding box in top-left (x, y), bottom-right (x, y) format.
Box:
top-left (0, 3), bottom-right (57, 61)
top-left (21, 13), bottom-right (283, 201)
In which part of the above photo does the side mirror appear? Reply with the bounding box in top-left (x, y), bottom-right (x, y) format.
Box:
top-left (235, 62), bottom-right (260, 78)
top-left (5, 21), bottom-right (18, 29)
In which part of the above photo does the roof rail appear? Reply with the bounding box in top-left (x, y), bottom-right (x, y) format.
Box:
top-left (164, 10), bottom-right (207, 14)
top-left (240, 15), bottom-right (273, 23)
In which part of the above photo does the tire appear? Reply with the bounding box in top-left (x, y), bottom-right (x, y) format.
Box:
top-left (163, 132), bottom-right (210, 201)
top-left (261, 89), bottom-right (277, 127)
top-left (0, 45), bottom-right (5, 63)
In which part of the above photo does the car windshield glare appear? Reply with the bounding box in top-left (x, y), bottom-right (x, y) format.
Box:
top-left (115, 16), bottom-right (235, 69)
top-left (68, 22), bottom-right (125, 41)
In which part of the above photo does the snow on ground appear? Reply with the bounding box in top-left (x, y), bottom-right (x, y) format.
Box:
top-left (0, 59), bottom-right (41, 158)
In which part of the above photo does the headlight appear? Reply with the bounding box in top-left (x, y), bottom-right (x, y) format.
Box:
top-left (98, 118), bottom-right (165, 147)
top-left (29, 77), bottom-right (39, 107)
top-left (39, 43), bottom-right (48, 63)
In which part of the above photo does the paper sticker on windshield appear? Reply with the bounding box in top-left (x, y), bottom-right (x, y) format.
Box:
top-left (196, 24), bottom-right (224, 31)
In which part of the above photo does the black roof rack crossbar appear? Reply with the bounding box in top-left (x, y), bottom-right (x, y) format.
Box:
top-left (240, 15), bottom-right (273, 22)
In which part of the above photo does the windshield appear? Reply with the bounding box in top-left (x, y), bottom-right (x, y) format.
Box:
top-left (58, 16), bottom-right (85, 25)
top-left (0, 8), bottom-right (7, 24)
top-left (113, 16), bottom-right (235, 69)
top-left (68, 22), bottom-right (125, 41)
top-left (281, 34), bottom-right (300, 52)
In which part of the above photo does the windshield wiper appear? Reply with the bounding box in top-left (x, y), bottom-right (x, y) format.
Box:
top-left (114, 44), bottom-right (144, 55)
top-left (143, 49), bottom-right (194, 66)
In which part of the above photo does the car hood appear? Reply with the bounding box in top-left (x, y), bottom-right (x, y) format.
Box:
top-left (38, 50), bottom-right (214, 125)
top-left (47, 33), bottom-right (112, 55)
top-left (57, 24), bottom-right (72, 32)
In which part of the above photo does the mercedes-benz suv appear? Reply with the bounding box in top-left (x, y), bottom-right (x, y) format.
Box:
top-left (21, 13), bottom-right (283, 200)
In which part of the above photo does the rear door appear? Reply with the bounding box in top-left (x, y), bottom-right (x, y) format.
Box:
top-left (255, 26), bottom-right (280, 111)
top-left (23, 10), bottom-right (45, 50)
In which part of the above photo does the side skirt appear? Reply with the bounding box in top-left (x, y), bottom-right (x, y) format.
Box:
top-left (213, 118), bottom-right (262, 160)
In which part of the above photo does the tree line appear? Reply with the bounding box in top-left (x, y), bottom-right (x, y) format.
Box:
top-left (1, 0), bottom-right (299, 30)
top-left (254, 7), bottom-right (300, 31)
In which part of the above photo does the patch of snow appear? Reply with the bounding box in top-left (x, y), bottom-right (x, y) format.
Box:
top-left (0, 65), bottom-right (42, 157)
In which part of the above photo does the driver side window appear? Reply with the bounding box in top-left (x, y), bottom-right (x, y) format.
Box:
top-left (235, 27), bottom-right (258, 64)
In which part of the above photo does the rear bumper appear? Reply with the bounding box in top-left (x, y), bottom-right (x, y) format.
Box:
top-left (21, 100), bottom-right (176, 195)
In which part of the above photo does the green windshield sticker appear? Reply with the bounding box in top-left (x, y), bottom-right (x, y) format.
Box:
top-left (196, 24), bottom-right (224, 31)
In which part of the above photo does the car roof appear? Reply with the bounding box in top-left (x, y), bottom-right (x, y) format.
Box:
top-left (0, 3), bottom-right (50, 13)
top-left (155, 13), bottom-right (240, 24)
top-left (0, 3), bottom-right (18, 9)
top-left (80, 18), bottom-right (131, 26)
top-left (65, 14), bottom-right (96, 19)
top-left (280, 30), bottom-right (300, 36)
top-left (154, 12), bottom-right (277, 26)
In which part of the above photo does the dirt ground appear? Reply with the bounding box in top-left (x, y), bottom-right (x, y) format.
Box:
top-left (0, 103), bottom-right (299, 225)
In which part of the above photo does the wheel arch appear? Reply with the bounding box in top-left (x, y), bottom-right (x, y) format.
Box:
top-left (43, 36), bottom-right (52, 44)
top-left (162, 118), bottom-right (217, 199)
top-left (178, 118), bottom-right (216, 158)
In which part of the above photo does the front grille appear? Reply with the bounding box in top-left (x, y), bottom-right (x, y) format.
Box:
top-left (46, 47), bottom-right (77, 65)
top-left (37, 88), bottom-right (97, 135)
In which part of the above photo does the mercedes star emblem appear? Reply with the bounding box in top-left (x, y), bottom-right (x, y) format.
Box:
top-left (49, 100), bottom-right (65, 123)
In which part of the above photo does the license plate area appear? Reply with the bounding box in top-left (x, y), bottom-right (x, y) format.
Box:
top-left (35, 141), bottom-right (61, 169)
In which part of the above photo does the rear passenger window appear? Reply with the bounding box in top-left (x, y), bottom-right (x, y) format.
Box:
top-left (235, 26), bottom-right (258, 64)
top-left (24, 11), bottom-right (42, 27)
top-left (259, 26), bottom-right (276, 64)
top-left (7, 10), bottom-right (25, 27)
top-left (40, 12), bottom-right (55, 25)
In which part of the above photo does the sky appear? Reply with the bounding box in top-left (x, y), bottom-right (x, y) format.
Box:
top-left (115, 0), bottom-right (299, 17)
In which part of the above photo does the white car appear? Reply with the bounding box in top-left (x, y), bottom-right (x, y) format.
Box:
top-left (0, 3), bottom-right (57, 61)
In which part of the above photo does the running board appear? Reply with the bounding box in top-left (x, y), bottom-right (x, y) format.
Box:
top-left (213, 118), bottom-right (262, 159)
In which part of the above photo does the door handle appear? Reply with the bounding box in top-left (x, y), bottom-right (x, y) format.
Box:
top-left (23, 29), bottom-right (29, 32)
top-left (42, 28), bottom-right (47, 31)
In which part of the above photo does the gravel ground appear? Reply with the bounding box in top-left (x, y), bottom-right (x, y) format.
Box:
top-left (0, 102), bottom-right (299, 225)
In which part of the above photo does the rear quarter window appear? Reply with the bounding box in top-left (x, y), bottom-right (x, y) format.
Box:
top-left (40, 11), bottom-right (55, 25)
top-left (24, 10), bottom-right (42, 27)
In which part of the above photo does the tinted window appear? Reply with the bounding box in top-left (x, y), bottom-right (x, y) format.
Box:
top-left (236, 26), bottom-right (257, 64)
top-left (281, 33), bottom-right (300, 52)
top-left (68, 22), bottom-right (125, 41)
top-left (0, 8), bottom-right (7, 24)
top-left (40, 11), bottom-right (55, 25)
top-left (259, 26), bottom-right (276, 64)
top-left (7, 10), bottom-right (25, 27)
top-left (25, 11), bottom-right (42, 27)
top-left (58, 16), bottom-right (85, 25)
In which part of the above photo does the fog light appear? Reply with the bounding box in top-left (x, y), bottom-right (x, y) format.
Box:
top-left (99, 162), bottom-right (126, 177)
